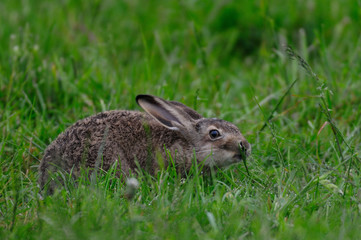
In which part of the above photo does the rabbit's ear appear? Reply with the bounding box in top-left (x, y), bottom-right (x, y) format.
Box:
top-left (168, 101), bottom-right (203, 120)
top-left (136, 95), bottom-right (197, 131)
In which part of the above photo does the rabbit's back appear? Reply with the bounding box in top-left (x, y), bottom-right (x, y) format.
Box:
top-left (39, 110), bottom-right (179, 190)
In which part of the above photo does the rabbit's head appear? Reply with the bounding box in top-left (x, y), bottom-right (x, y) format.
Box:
top-left (137, 95), bottom-right (251, 168)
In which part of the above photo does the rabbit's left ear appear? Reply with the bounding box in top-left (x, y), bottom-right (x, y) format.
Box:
top-left (136, 95), bottom-right (197, 131)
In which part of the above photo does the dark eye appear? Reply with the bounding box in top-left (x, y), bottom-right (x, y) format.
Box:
top-left (209, 129), bottom-right (221, 139)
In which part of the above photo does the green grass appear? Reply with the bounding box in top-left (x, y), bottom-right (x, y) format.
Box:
top-left (1, 0), bottom-right (361, 239)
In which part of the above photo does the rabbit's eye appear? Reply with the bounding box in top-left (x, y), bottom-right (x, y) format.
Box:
top-left (209, 129), bottom-right (221, 139)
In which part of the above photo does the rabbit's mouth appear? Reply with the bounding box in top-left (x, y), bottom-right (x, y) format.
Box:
top-left (233, 154), bottom-right (246, 161)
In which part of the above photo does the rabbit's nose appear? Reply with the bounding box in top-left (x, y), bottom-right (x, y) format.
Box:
top-left (239, 139), bottom-right (251, 156)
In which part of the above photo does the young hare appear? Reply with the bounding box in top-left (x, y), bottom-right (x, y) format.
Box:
top-left (39, 95), bottom-right (251, 193)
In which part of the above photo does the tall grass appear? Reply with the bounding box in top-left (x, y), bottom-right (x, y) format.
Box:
top-left (1, 0), bottom-right (361, 239)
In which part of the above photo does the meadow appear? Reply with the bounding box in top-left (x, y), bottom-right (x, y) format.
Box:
top-left (1, 0), bottom-right (361, 239)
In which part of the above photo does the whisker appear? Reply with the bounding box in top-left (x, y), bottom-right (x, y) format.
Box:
top-left (194, 149), bottom-right (213, 154)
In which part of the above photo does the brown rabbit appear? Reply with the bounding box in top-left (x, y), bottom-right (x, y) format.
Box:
top-left (39, 95), bottom-right (251, 193)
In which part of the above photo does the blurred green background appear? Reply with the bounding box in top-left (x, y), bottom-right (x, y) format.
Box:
top-left (1, 0), bottom-right (361, 239)
top-left (2, 0), bottom-right (360, 114)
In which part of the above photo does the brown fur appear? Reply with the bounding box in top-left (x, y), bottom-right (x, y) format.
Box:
top-left (39, 95), bottom-right (251, 193)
